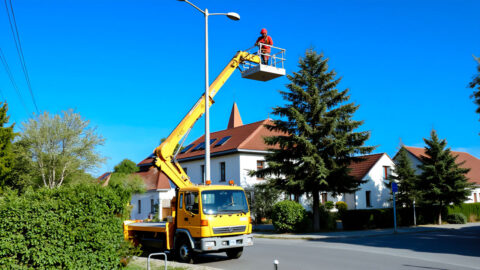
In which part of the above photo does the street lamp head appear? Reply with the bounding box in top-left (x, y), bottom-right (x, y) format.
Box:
top-left (227, 12), bottom-right (240, 21)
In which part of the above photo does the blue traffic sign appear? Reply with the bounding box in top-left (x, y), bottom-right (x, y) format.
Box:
top-left (392, 182), bottom-right (398, 193)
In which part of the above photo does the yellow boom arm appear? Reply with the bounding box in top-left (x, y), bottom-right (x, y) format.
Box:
top-left (153, 51), bottom-right (260, 189)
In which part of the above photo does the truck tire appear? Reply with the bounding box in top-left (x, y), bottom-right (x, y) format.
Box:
top-left (175, 237), bottom-right (195, 264)
top-left (226, 247), bottom-right (243, 259)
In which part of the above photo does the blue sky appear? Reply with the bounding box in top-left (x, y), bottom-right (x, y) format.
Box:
top-left (1, 0), bottom-right (479, 176)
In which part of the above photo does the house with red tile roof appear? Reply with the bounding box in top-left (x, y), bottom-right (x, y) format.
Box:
top-left (130, 103), bottom-right (397, 218)
top-left (130, 103), bottom-right (284, 220)
top-left (395, 146), bottom-right (480, 203)
top-left (314, 153), bottom-right (396, 210)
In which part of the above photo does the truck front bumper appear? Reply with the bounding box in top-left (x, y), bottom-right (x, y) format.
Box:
top-left (196, 234), bottom-right (254, 252)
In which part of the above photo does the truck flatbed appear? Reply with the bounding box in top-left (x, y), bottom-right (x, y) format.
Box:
top-left (125, 221), bottom-right (171, 233)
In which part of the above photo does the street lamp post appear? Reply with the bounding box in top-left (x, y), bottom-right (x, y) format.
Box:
top-left (177, 0), bottom-right (240, 184)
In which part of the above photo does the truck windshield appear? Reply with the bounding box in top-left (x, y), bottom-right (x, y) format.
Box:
top-left (201, 190), bottom-right (249, 215)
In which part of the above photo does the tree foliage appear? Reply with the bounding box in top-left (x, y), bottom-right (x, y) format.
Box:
top-left (0, 183), bottom-right (139, 269)
top-left (250, 182), bottom-right (281, 222)
top-left (17, 110), bottom-right (105, 188)
top-left (470, 56), bottom-right (480, 120)
top-left (417, 130), bottom-right (473, 224)
top-left (114, 159), bottom-right (139, 174)
top-left (255, 49), bottom-right (374, 231)
top-left (0, 102), bottom-right (16, 188)
top-left (390, 147), bottom-right (419, 207)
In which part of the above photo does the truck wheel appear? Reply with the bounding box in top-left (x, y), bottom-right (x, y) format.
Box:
top-left (226, 247), bottom-right (243, 259)
top-left (175, 238), bottom-right (195, 264)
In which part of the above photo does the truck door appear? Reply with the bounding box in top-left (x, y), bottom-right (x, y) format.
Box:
top-left (177, 191), bottom-right (201, 237)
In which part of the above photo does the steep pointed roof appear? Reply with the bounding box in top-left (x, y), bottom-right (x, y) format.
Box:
top-left (402, 146), bottom-right (480, 185)
top-left (348, 153), bottom-right (386, 180)
top-left (227, 102), bottom-right (243, 129)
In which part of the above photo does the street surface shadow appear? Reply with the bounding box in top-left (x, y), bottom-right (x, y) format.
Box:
top-left (309, 225), bottom-right (480, 258)
top-left (193, 253), bottom-right (233, 264)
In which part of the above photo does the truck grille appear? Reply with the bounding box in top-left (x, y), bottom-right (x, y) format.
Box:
top-left (213, 225), bottom-right (246, 234)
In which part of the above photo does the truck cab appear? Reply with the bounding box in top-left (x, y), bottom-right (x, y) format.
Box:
top-left (174, 184), bottom-right (253, 262)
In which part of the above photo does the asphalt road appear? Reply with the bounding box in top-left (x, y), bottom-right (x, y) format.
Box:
top-left (192, 226), bottom-right (480, 270)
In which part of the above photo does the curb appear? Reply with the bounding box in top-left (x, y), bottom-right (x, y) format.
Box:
top-left (252, 227), bottom-right (455, 241)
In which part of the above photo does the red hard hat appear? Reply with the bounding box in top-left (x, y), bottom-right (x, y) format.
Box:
top-left (260, 28), bottom-right (267, 34)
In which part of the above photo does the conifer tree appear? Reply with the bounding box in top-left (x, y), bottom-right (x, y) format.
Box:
top-left (256, 50), bottom-right (374, 231)
top-left (0, 102), bottom-right (16, 187)
top-left (391, 147), bottom-right (418, 207)
top-left (417, 130), bottom-right (472, 224)
top-left (469, 56), bottom-right (480, 121)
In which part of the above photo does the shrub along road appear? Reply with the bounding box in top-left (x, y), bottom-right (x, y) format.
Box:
top-left (191, 224), bottom-right (480, 270)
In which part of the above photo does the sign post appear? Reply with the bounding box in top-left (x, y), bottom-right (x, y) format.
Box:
top-left (392, 182), bottom-right (398, 233)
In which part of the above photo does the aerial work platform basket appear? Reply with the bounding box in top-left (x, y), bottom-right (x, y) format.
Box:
top-left (240, 44), bottom-right (286, 82)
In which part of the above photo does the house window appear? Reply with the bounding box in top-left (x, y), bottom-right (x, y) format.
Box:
top-left (366, 191), bottom-right (371, 207)
top-left (201, 165), bottom-right (205, 182)
top-left (138, 200), bottom-right (141, 214)
top-left (383, 166), bottom-right (390, 179)
top-left (321, 193), bottom-right (328, 204)
top-left (257, 160), bottom-right (265, 180)
top-left (220, 162), bottom-right (226, 182)
top-left (151, 199), bottom-right (155, 213)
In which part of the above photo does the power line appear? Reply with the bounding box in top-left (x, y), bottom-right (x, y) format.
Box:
top-left (0, 47), bottom-right (30, 115)
top-left (4, 0), bottom-right (39, 114)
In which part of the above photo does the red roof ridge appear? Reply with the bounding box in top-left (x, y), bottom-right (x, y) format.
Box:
top-left (238, 119), bottom-right (270, 149)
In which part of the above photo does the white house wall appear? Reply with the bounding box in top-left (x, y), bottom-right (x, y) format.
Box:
top-left (465, 186), bottom-right (480, 203)
top-left (179, 154), bottom-right (241, 185)
top-left (130, 189), bottom-right (175, 220)
top-left (239, 152), bottom-right (268, 188)
top-left (354, 154), bottom-right (394, 209)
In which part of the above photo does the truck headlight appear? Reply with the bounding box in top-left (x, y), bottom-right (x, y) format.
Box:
top-left (205, 241), bottom-right (215, 248)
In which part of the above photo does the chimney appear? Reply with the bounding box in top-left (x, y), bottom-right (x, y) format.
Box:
top-left (227, 102), bottom-right (243, 129)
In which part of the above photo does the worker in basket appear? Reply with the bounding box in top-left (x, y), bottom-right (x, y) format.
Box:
top-left (255, 28), bottom-right (273, 65)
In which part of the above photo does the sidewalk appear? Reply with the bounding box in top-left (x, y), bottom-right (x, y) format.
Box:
top-left (253, 222), bottom-right (480, 240)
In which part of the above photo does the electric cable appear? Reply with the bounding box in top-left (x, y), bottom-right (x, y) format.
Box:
top-left (4, 0), bottom-right (39, 113)
top-left (0, 47), bottom-right (30, 115)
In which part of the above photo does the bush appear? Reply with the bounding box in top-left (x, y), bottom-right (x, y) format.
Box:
top-left (249, 183), bottom-right (281, 224)
top-left (271, 200), bottom-right (306, 233)
top-left (318, 204), bottom-right (336, 230)
top-left (335, 201), bottom-right (348, 212)
top-left (324, 201), bottom-right (334, 210)
top-left (0, 183), bottom-right (139, 269)
top-left (447, 203), bottom-right (480, 222)
top-left (446, 213), bottom-right (467, 224)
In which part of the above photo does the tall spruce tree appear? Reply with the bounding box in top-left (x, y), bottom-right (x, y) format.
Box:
top-left (391, 147), bottom-right (418, 207)
top-left (256, 50), bottom-right (374, 231)
top-left (0, 102), bottom-right (16, 187)
top-left (417, 130), bottom-right (472, 224)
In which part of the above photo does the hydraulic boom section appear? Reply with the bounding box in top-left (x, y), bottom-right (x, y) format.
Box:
top-left (153, 51), bottom-right (261, 189)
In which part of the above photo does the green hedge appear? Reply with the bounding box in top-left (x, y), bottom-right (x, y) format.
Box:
top-left (0, 183), bottom-right (137, 269)
top-left (448, 203), bottom-right (480, 222)
top-left (340, 203), bottom-right (480, 230)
